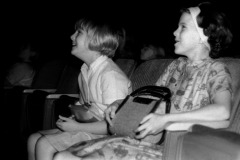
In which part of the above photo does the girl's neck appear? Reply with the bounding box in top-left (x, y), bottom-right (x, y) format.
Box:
top-left (187, 47), bottom-right (210, 62)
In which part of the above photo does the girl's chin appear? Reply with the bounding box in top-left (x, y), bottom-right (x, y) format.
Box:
top-left (174, 49), bottom-right (184, 56)
top-left (174, 46), bottom-right (184, 55)
top-left (174, 48), bottom-right (180, 54)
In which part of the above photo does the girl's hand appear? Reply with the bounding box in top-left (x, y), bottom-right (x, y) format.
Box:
top-left (135, 113), bottom-right (168, 139)
top-left (105, 99), bottom-right (123, 126)
top-left (56, 115), bottom-right (79, 132)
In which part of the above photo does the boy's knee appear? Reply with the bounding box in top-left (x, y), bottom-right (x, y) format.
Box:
top-left (36, 136), bottom-right (54, 152)
top-left (28, 132), bottom-right (41, 147)
top-left (54, 151), bottom-right (69, 160)
top-left (36, 136), bottom-right (47, 146)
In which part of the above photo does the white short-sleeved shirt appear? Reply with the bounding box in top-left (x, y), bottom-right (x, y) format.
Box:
top-left (78, 55), bottom-right (132, 119)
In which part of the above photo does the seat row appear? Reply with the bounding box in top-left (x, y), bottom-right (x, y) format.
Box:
top-left (5, 56), bottom-right (240, 151)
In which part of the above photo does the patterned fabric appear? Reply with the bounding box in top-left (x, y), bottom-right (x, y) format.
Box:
top-left (67, 136), bottom-right (163, 160)
top-left (156, 57), bottom-right (232, 113)
top-left (40, 129), bottom-right (106, 151)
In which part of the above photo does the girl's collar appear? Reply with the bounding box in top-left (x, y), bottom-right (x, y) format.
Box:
top-left (186, 57), bottom-right (212, 67)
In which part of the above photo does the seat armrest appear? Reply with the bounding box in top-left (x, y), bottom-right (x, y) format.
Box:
top-left (165, 120), bottom-right (230, 131)
top-left (23, 89), bottom-right (57, 94)
top-left (46, 94), bottom-right (79, 99)
top-left (163, 120), bottom-right (230, 160)
top-left (43, 94), bottom-right (79, 129)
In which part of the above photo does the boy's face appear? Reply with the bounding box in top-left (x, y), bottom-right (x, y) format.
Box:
top-left (70, 30), bottom-right (89, 60)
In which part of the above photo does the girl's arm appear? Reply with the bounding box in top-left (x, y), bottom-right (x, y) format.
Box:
top-left (167, 90), bottom-right (231, 123)
top-left (75, 120), bottom-right (108, 135)
top-left (136, 90), bottom-right (231, 139)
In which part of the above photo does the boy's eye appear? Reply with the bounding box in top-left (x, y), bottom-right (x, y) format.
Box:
top-left (77, 30), bottom-right (83, 35)
top-left (181, 25), bottom-right (186, 30)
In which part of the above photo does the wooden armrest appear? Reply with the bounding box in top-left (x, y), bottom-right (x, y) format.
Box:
top-left (165, 120), bottom-right (230, 131)
top-left (46, 94), bottom-right (79, 99)
top-left (23, 89), bottom-right (57, 94)
top-left (43, 93), bottom-right (79, 129)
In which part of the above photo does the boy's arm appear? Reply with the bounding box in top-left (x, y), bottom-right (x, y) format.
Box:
top-left (76, 120), bottom-right (109, 135)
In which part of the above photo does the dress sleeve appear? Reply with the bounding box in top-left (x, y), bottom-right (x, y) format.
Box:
top-left (207, 62), bottom-right (232, 102)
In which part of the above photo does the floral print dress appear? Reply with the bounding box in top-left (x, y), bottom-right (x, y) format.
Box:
top-left (66, 57), bottom-right (232, 160)
top-left (156, 57), bottom-right (232, 113)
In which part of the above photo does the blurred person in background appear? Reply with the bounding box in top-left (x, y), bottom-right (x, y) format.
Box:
top-left (4, 42), bottom-right (39, 88)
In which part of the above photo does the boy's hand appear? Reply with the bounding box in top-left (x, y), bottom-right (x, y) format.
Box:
top-left (56, 115), bottom-right (79, 132)
top-left (105, 99), bottom-right (123, 126)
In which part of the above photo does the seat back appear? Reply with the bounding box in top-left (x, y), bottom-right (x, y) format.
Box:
top-left (55, 56), bottom-right (82, 94)
top-left (130, 59), bottom-right (174, 91)
top-left (114, 58), bottom-right (137, 78)
top-left (217, 58), bottom-right (240, 133)
top-left (32, 58), bottom-right (66, 89)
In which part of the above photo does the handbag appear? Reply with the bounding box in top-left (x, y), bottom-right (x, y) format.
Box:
top-left (108, 85), bottom-right (171, 144)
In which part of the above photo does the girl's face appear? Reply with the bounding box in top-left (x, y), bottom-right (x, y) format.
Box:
top-left (70, 29), bottom-right (89, 60)
top-left (173, 12), bottom-right (201, 57)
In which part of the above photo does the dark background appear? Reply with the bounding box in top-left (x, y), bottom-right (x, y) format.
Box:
top-left (4, 0), bottom-right (239, 64)
top-left (2, 0), bottom-right (239, 159)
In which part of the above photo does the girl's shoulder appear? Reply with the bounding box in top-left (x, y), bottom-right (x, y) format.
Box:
top-left (167, 57), bottom-right (188, 69)
top-left (209, 59), bottom-right (228, 70)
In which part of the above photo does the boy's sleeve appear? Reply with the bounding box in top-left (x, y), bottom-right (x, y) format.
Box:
top-left (101, 71), bottom-right (131, 105)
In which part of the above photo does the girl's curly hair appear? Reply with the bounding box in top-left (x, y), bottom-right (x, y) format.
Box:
top-left (197, 2), bottom-right (233, 58)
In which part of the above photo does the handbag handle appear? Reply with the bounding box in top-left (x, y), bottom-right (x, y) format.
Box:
top-left (131, 85), bottom-right (171, 100)
top-left (130, 85), bottom-right (171, 114)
